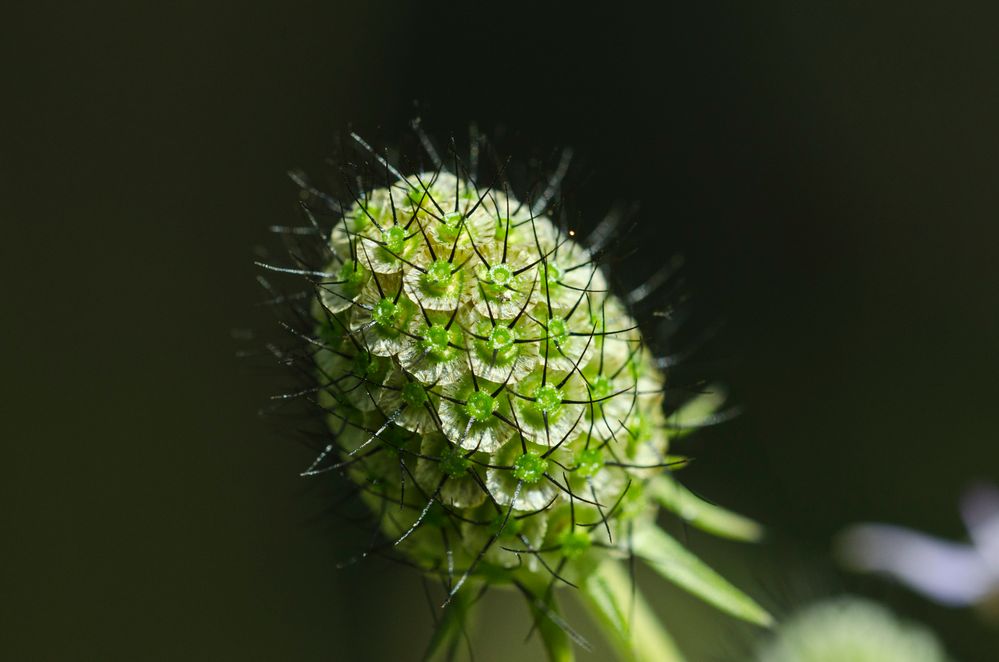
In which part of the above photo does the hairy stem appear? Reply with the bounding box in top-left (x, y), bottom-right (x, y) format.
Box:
top-left (424, 585), bottom-right (478, 661)
top-left (578, 561), bottom-right (685, 662)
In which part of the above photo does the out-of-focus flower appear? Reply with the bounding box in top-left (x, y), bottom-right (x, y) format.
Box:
top-left (756, 597), bottom-right (950, 662)
top-left (838, 483), bottom-right (999, 609)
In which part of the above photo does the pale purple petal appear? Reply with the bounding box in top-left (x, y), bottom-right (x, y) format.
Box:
top-left (960, 483), bottom-right (999, 570)
top-left (838, 523), bottom-right (995, 606)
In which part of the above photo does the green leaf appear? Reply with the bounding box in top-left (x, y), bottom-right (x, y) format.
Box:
top-left (649, 476), bottom-right (764, 542)
top-left (633, 525), bottom-right (773, 627)
top-left (579, 561), bottom-right (685, 662)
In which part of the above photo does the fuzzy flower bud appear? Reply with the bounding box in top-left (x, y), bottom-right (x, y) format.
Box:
top-left (313, 171), bottom-right (663, 581)
top-left (756, 598), bottom-right (950, 662)
top-left (264, 135), bottom-right (772, 660)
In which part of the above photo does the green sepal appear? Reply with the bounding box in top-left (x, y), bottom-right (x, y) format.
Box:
top-left (633, 525), bottom-right (773, 627)
top-left (649, 476), bottom-right (764, 542)
top-left (664, 455), bottom-right (692, 470)
top-left (665, 388), bottom-right (726, 438)
top-left (578, 560), bottom-right (685, 662)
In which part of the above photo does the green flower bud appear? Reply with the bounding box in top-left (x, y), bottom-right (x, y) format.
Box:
top-left (757, 598), bottom-right (950, 662)
top-left (265, 138), bottom-right (771, 661)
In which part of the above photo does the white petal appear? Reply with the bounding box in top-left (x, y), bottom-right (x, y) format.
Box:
top-left (838, 524), bottom-right (996, 606)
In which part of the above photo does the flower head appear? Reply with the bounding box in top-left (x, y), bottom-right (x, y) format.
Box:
top-left (311, 168), bottom-right (669, 578)
top-left (262, 131), bottom-right (771, 660)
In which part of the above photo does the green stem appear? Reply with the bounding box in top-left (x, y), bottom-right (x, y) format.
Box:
top-left (579, 561), bottom-right (686, 662)
top-left (529, 593), bottom-right (576, 662)
top-left (423, 586), bottom-right (478, 661)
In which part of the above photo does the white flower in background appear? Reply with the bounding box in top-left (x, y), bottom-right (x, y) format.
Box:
top-left (839, 483), bottom-right (999, 609)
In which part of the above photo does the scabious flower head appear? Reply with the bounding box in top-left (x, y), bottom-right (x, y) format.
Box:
top-left (312, 169), bottom-right (665, 583)
top-left (263, 131), bottom-right (771, 660)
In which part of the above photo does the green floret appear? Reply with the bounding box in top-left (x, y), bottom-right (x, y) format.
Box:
top-left (512, 452), bottom-right (549, 483)
top-left (464, 391), bottom-right (496, 421)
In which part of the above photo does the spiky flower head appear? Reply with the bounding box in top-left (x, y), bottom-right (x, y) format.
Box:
top-left (264, 132), bottom-right (771, 660)
top-left (311, 166), bottom-right (668, 578)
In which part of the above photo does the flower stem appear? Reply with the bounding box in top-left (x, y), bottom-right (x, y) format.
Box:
top-left (578, 561), bottom-right (686, 662)
top-left (423, 585), bottom-right (477, 661)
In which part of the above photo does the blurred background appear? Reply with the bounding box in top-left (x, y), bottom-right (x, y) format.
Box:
top-left (4, 2), bottom-right (999, 659)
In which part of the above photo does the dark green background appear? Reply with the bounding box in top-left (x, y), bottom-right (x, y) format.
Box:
top-left (5, 2), bottom-right (998, 659)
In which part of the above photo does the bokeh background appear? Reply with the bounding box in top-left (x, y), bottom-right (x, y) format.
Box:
top-left (5, 2), bottom-right (999, 660)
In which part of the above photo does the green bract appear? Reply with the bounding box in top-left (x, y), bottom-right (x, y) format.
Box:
top-left (272, 159), bottom-right (770, 661)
